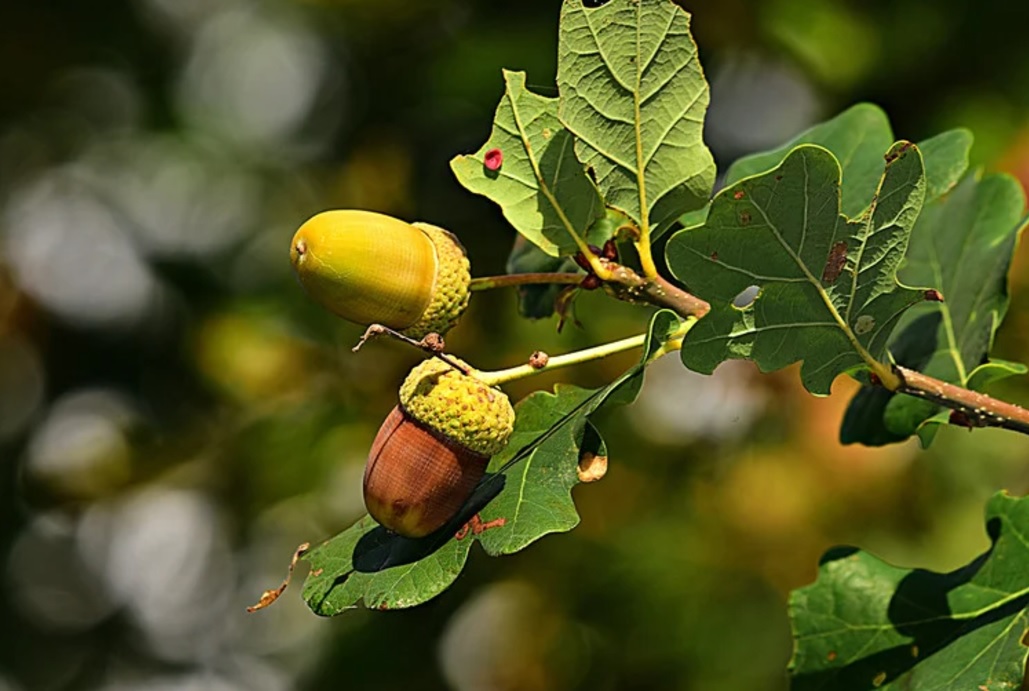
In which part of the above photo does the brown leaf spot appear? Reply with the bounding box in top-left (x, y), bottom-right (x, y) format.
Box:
top-left (246, 542), bottom-right (311, 613)
top-left (827, 651), bottom-right (837, 662)
top-left (924, 289), bottom-right (944, 302)
top-left (710, 251), bottom-right (719, 262)
top-left (733, 189), bottom-right (745, 200)
top-left (577, 452), bottom-right (608, 483)
top-left (542, 127), bottom-right (552, 139)
top-left (739, 211), bottom-right (752, 225)
top-left (821, 241), bottom-right (848, 283)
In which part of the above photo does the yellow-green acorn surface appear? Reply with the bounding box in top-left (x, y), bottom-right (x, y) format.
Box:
top-left (363, 357), bottom-right (515, 537)
top-left (289, 210), bottom-right (470, 338)
top-left (400, 357), bottom-right (515, 457)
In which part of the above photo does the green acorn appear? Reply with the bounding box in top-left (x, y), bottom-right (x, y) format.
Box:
top-left (290, 210), bottom-right (470, 338)
top-left (363, 357), bottom-right (515, 538)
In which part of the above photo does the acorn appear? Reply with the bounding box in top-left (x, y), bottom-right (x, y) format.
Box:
top-left (290, 210), bottom-right (471, 338)
top-left (364, 357), bottom-right (515, 538)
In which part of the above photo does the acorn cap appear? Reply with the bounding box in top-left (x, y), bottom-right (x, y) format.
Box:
top-left (399, 357), bottom-right (514, 458)
top-left (290, 210), bottom-right (470, 338)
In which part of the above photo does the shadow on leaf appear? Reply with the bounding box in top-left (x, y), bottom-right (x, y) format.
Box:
top-left (792, 518), bottom-right (1029, 690)
top-left (351, 473), bottom-right (506, 573)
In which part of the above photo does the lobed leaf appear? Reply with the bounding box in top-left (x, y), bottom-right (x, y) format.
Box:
top-left (841, 173), bottom-right (1028, 446)
top-left (722, 104), bottom-right (971, 219)
top-left (789, 492), bottom-right (1029, 690)
top-left (300, 310), bottom-right (682, 614)
top-left (450, 69), bottom-right (604, 257)
top-left (557, 0), bottom-right (715, 237)
top-left (666, 142), bottom-right (926, 395)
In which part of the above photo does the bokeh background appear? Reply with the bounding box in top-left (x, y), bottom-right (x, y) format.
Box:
top-left (2, 0), bottom-right (1029, 689)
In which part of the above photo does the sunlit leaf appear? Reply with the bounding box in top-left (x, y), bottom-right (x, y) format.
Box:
top-left (451, 69), bottom-right (604, 257)
top-left (841, 173), bottom-right (1028, 446)
top-left (300, 311), bottom-right (682, 613)
top-left (666, 142), bottom-right (926, 395)
top-left (557, 0), bottom-right (715, 236)
top-left (789, 492), bottom-right (1029, 690)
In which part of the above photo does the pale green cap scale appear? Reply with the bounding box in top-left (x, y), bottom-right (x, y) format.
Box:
top-left (399, 357), bottom-right (515, 457)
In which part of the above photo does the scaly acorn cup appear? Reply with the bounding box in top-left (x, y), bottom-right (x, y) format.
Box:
top-left (363, 357), bottom-right (515, 538)
top-left (289, 210), bottom-right (471, 338)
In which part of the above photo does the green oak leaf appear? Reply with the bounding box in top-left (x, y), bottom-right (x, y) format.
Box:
top-left (722, 104), bottom-right (971, 219)
top-left (789, 492), bottom-right (1029, 690)
top-left (841, 173), bottom-right (1028, 447)
top-left (557, 0), bottom-right (715, 236)
top-left (301, 310), bottom-right (681, 614)
top-left (726, 103), bottom-right (895, 219)
top-left (666, 142), bottom-right (926, 395)
top-left (450, 69), bottom-right (604, 257)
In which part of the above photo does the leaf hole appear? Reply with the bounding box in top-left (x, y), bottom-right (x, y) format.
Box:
top-left (733, 285), bottom-right (760, 309)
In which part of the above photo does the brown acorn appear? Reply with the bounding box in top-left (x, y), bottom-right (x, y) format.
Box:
top-left (363, 357), bottom-right (515, 538)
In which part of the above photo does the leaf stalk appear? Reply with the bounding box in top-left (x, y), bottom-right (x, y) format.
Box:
top-left (469, 272), bottom-right (584, 292)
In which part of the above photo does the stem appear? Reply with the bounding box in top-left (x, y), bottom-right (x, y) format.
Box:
top-left (634, 236), bottom-right (660, 280)
top-left (477, 333), bottom-right (648, 387)
top-left (469, 272), bottom-right (584, 292)
top-left (352, 324), bottom-right (470, 374)
top-left (891, 366), bottom-right (1029, 436)
top-left (602, 264), bottom-right (711, 319)
top-left (477, 318), bottom-right (694, 388)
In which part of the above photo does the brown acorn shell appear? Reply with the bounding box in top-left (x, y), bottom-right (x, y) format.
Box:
top-left (363, 405), bottom-right (488, 538)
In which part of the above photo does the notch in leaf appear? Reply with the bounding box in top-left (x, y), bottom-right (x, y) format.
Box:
top-left (665, 142), bottom-right (927, 395)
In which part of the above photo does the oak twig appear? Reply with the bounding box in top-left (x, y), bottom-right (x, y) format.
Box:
top-left (892, 365), bottom-right (1029, 436)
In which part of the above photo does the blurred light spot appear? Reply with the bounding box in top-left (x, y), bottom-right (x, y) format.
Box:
top-left (53, 68), bottom-right (142, 135)
top-left (177, 8), bottom-right (331, 150)
top-left (314, 425), bottom-right (369, 523)
top-left (136, 0), bottom-right (236, 33)
top-left (102, 672), bottom-right (238, 691)
top-left (0, 675), bottom-right (23, 691)
top-left (25, 389), bottom-right (135, 498)
top-left (77, 489), bottom-right (236, 662)
top-left (7, 513), bottom-right (115, 632)
top-left (630, 358), bottom-right (767, 444)
top-left (706, 55), bottom-right (819, 163)
top-left (101, 658), bottom-right (292, 691)
top-left (439, 581), bottom-right (559, 691)
top-left (3, 172), bottom-right (158, 328)
top-left (762, 0), bottom-right (878, 88)
top-left (94, 136), bottom-right (259, 258)
top-left (195, 309), bottom-right (311, 403)
top-left (0, 335), bottom-right (44, 441)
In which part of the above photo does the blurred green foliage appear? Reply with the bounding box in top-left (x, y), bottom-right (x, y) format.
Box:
top-left (1, 1), bottom-right (1028, 690)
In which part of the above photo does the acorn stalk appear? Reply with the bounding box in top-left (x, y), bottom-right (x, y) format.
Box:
top-left (363, 357), bottom-right (515, 537)
top-left (290, 210), bottom-right (471, 338)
